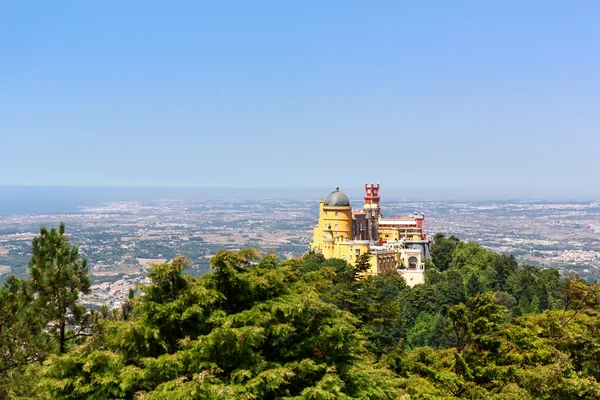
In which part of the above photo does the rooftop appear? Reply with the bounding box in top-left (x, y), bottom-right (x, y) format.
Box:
top-left (324, 187), bottom-right (351, 207)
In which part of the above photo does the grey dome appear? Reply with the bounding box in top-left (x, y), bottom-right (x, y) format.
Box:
top-left (324, 187), bottom-right (351, 207)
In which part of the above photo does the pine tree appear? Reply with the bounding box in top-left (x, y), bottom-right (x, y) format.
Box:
top-left (431, 233), bottom-right (460, 271)
top-left (354, 250), bottom-right (372, 277)
top-left (466, 273), bottom-right (484, 297)
top-left (120, 287), bottom-right (135, 321)
top-left (439, 269), bottom-right (466, 306)
top-left (29, 222), bottom-right (91, 354)
top-left (537, 282), bottom-right (550, 312)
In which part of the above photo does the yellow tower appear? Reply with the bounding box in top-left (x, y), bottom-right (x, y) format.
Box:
top-left (311, 187), bottom-right (353, 258)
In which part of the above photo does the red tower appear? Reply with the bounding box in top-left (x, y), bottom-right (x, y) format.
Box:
top-left (364, 182), bottom-right (380, 207)
top-left (415, 212), bottom-right (425, 228)
top-left (360, 182), bottom-right (380, 242)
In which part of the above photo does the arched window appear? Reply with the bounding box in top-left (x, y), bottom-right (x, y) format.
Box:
top-left (335, 212), bottom-right (338, 216)
top-left (408, 256), bottom-right (418, 269)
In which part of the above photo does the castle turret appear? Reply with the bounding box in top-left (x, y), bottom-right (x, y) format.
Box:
top-left (362, 182), bottom-right (379, 241)
top-left (364, 182), bottom-right (380, 209)
top-left (311, 187), bottom-right (353, 258)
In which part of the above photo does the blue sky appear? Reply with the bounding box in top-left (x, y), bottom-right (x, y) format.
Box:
top-left (1, 1), bottom-right (599, 198)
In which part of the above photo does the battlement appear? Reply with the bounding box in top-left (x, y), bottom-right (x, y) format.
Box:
top-left (364, 181), bottom-right (381, 206)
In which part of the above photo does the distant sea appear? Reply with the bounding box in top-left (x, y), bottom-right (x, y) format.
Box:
top-left (0, 187), bottom-right (103, 215)
top-left (0, 186), bottom-right (328, 216)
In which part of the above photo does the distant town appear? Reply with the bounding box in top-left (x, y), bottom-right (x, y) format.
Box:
top-left (1, 198), bottom-right (599, 309)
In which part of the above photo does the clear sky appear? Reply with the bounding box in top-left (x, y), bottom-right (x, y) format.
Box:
top-left (1, 1), bottom-right (599, 199)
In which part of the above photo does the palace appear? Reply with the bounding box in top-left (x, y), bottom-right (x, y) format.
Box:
top-left (310, 183), bottom-right (431, 286)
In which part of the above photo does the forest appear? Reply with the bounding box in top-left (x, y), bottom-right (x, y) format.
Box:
top-left (1, 226), bottom-right (599, 399)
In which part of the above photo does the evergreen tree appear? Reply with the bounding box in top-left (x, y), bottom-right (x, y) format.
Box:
top-left (448, 292), bottom-right (507, 353)
top-left (538, 285), bottom-right (551, 313)
top-left (439, 269), bottom-right (466, 306)
top-left (466, 273), bottom-right (484, 297)
top-left (120, 287), bottom-right (135, 321)
top-left (354, 250), bottom-right (372, 277)
top-left (29, 222), bottom-right (91, 354)
top-left (406, 312), bottom-right (435, 348)
top-left (431, 233), bottom-right (459, 272)
top-left (493, 290), bottom-right (517, 310)
top-left (364, 274), bottom-right (406, 355)
top-left (0, 276), bottom-right (53, 395)
top-left (507, 264), bottom-right (539, 304)
top-left (428, 313), bottom-right (452, 349)
top-left (490, 254), bottom-right (518, 291)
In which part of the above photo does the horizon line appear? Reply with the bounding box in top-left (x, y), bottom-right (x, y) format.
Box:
top-left (0, 184), bottom-right (598, 203)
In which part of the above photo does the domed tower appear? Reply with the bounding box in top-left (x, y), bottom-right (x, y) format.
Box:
top-left (311, 186), bottom-right (353, 258)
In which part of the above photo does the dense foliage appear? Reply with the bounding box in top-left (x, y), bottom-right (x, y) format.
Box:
top-left (1, 226), bottom-right (600, 399)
